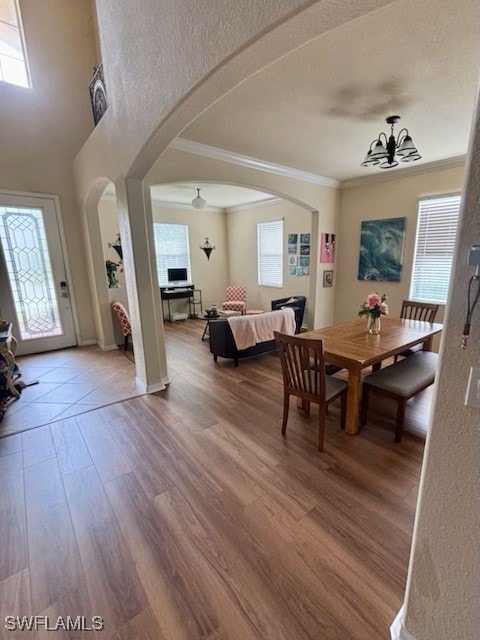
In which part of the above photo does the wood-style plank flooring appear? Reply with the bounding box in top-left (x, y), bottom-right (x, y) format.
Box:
top-left (0, 319), bottom-right (428, 639)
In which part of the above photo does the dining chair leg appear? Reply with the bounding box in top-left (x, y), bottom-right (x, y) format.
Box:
top-left (318, 407), bottom-right (326, 452)
top-left (124, 334), bottom-right (129, 351)
top-left (340, 392), bottom-right (347, 430)
top-left (281, 392), bottom-right (290, 435)
top-left (395, 399), bottom-right (407, 443)
top-left (360, 384), bottom-right (370, 426)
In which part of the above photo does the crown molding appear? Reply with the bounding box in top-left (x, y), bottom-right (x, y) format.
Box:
top-left (170, 137), bottom-right (341, 189)
top-left (227, 197), bottom-right (283, 212)
top-left (342, 155), bottom-right (466, 189)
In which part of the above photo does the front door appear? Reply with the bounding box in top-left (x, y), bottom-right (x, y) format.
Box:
top-left (0, 192), bottom-right (77, 355)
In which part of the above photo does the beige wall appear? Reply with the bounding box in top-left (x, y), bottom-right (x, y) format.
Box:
top-left (227, 200), bottom-right (312, 322)
top-left (148, 148), bottom-right (340, 329)
top-left (0, 0), bottom-right (98, 343)
top-left (335, 166), bottom-right (465, 329)
top-left (151, 204), bottom-right (228, 312)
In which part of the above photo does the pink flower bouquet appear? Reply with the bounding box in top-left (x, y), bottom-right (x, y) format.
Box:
top-left (358, 292), bottom-right (389, 319)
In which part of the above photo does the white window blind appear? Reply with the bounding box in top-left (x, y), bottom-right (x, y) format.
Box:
top-left (410, 194), bottom-right (461, 304)
top-left (257, 219), bottom-right (283, 287)
top-left (153, 223), bottom-right (191, 286)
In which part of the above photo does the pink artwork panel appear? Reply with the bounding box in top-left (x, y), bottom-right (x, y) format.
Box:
top-left (320, 233), bottom-right (336, 263)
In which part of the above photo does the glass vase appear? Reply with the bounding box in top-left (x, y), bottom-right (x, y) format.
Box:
top-left (367, 315), bottom-right (381, 334)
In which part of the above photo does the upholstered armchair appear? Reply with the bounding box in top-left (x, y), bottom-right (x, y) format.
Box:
top-left (111, 301), bottom-right (132, 351)
top-left (222, 286), bottom-right (246, 314)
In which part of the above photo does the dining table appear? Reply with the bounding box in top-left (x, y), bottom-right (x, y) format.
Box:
top-left (300, 316), bottom-right (443, 435)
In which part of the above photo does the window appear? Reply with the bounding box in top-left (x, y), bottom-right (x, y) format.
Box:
top-left (410, 194), bottom-right (461, 304)
top-left (153, 223), bottom-right (191, 286)
top-left (257, 219), bottom-right (283, 287)
top-left (0, 0), bottom-right (30, 88)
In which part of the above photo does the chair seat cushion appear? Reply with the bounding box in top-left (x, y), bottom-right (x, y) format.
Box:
top-left (363, 351), bottom-right (438, 397)
top-left (399, 343), bottom-right (423, 358)
top-left (325, 375), bottom-right (348, 401)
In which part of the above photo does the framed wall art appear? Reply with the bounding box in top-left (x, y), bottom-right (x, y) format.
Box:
top-left (358, 217), bottom-right (406, 281)
top-left (320, 233), bottom-right (336, 263)
top-left (323, 270), bottom-right (334, 287)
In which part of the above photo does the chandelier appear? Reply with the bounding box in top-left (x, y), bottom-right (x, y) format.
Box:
top-left (361, 115), bottom-right (421, 169)
top-left (191, 187), bottom-right (207, 210)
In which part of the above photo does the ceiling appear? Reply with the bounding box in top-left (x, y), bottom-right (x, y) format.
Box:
top-left (181, 0), bottom-right (478, 182)
top-left (150, 183), bottom-right (275, 209)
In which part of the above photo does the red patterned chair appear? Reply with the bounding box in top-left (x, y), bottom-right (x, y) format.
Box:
top-left (222, 286), bottom-right (246, 314)
top-left (111, 301), bottom-right (132, 351)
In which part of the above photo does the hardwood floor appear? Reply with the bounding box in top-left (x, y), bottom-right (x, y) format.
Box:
top-left (0, 319), bottom-right (428, 639)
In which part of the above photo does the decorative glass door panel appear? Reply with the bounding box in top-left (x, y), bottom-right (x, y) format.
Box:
top-left (0, 194), bottom-right (76, 354)
top-left (0, 207), bottom-right (63, 339)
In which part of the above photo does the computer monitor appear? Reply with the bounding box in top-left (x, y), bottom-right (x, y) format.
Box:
top-left (167, 267), bottom-right (188, 284)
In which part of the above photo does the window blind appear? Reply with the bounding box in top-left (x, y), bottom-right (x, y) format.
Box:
top-left (410, 194), bottom-right (461, 304)
top-left (153, 223), bottom-right (191, 286)
top-left (257, 219), bottom-right (283, 287)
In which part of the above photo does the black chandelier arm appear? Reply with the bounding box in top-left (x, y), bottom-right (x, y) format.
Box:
top-left (378, 132), bottom-right (388, 146)
top-left (368, 138), bottom-right (379, 151)
top-left (396, 128), bottom-right (409, 145)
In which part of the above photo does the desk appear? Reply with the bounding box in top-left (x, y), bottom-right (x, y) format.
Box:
top-left (160, 286), bottom-right (194, 322)
top-left (301, 317), bottom-right (442, 435)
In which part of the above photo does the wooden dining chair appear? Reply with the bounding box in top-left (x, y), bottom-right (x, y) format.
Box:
top-left (395, 300), bottom-right (439, 361)
top-left (274, 331), bottom-right (348, 451)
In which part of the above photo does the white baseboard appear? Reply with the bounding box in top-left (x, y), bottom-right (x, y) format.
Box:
top-left (78, 339), bottom-right (97, 346)
top-left (391, 607), bottom-right (416, 640)
top-left (97, 342), bottom-right (119, 351)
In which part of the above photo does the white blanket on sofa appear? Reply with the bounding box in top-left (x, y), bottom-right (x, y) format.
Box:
top-left (227, 308), bottom-right (296, 350)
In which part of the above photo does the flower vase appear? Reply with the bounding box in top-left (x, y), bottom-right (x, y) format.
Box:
top-left (367, 315), bottom-right (381, 334)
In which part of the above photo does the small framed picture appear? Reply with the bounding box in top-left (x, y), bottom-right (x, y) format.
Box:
top-left (300, 245), bottom-right (310, 256)
top-left (300, 233), bottom-right (310, 244)
top-left (323, 269), bottom-right (334, 287)
top-left (295, 266), bottom-right (303, 276)
top-left (288, 233), bottom-right (298, 244)
top-left (303, 267), bottom-right (309, 276)
top-left (299, 256), bottom-right (309, 267)
top-left (289, 266), bottom-right (296, 275)
top-left (288, 244), bottom-right (297, 254)
top-left (288, 255), bottom-right (297, 266)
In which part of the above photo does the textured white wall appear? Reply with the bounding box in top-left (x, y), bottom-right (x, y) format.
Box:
top-left (0, 0), bottom-right (98, 342)
top-left (400, 95), bottom-right (480, 640)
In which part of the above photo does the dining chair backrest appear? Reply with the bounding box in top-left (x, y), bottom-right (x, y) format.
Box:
top-left (400, 300), bottom-right (439, 323)
top-left (274, 332), bottom-right (326, 404)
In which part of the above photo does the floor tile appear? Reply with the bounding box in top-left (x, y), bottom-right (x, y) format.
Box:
top-left (37, 367), bottom-right (90, 383)
top-left (34, 383), bottom-right (99, 405)
top-left (53, 403), bottom-right (105, 421)
top-left (1, 403), bottom-right (71, 436)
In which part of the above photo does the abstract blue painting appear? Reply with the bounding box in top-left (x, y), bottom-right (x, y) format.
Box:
top-left (358, 217), bottom-right (406, 281)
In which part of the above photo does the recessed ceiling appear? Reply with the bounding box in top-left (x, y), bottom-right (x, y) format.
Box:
top-left (149, 183), bottom-right (277, 208)
top-left (181, 0), bottom-right (478, 182)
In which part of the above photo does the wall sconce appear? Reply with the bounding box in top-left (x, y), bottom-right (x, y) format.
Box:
top-left (200, 237), bottom-right (215, 260)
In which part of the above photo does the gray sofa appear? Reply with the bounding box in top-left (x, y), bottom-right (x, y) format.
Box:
top-left (208, 317), bottom-right (276, 366)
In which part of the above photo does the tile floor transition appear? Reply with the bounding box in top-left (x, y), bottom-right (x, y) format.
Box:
top-left (0, 345), bottom-right (143, 437)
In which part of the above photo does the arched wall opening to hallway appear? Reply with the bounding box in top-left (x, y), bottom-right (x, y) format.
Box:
top-left (148, 179), bottom-right (320, 336)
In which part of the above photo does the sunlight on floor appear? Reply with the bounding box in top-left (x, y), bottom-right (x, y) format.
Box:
top-left (0, 346), bottom-right (143, 437)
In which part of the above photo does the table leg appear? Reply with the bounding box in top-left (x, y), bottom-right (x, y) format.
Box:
top-left (345, 366), bottom-right (361, 435)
